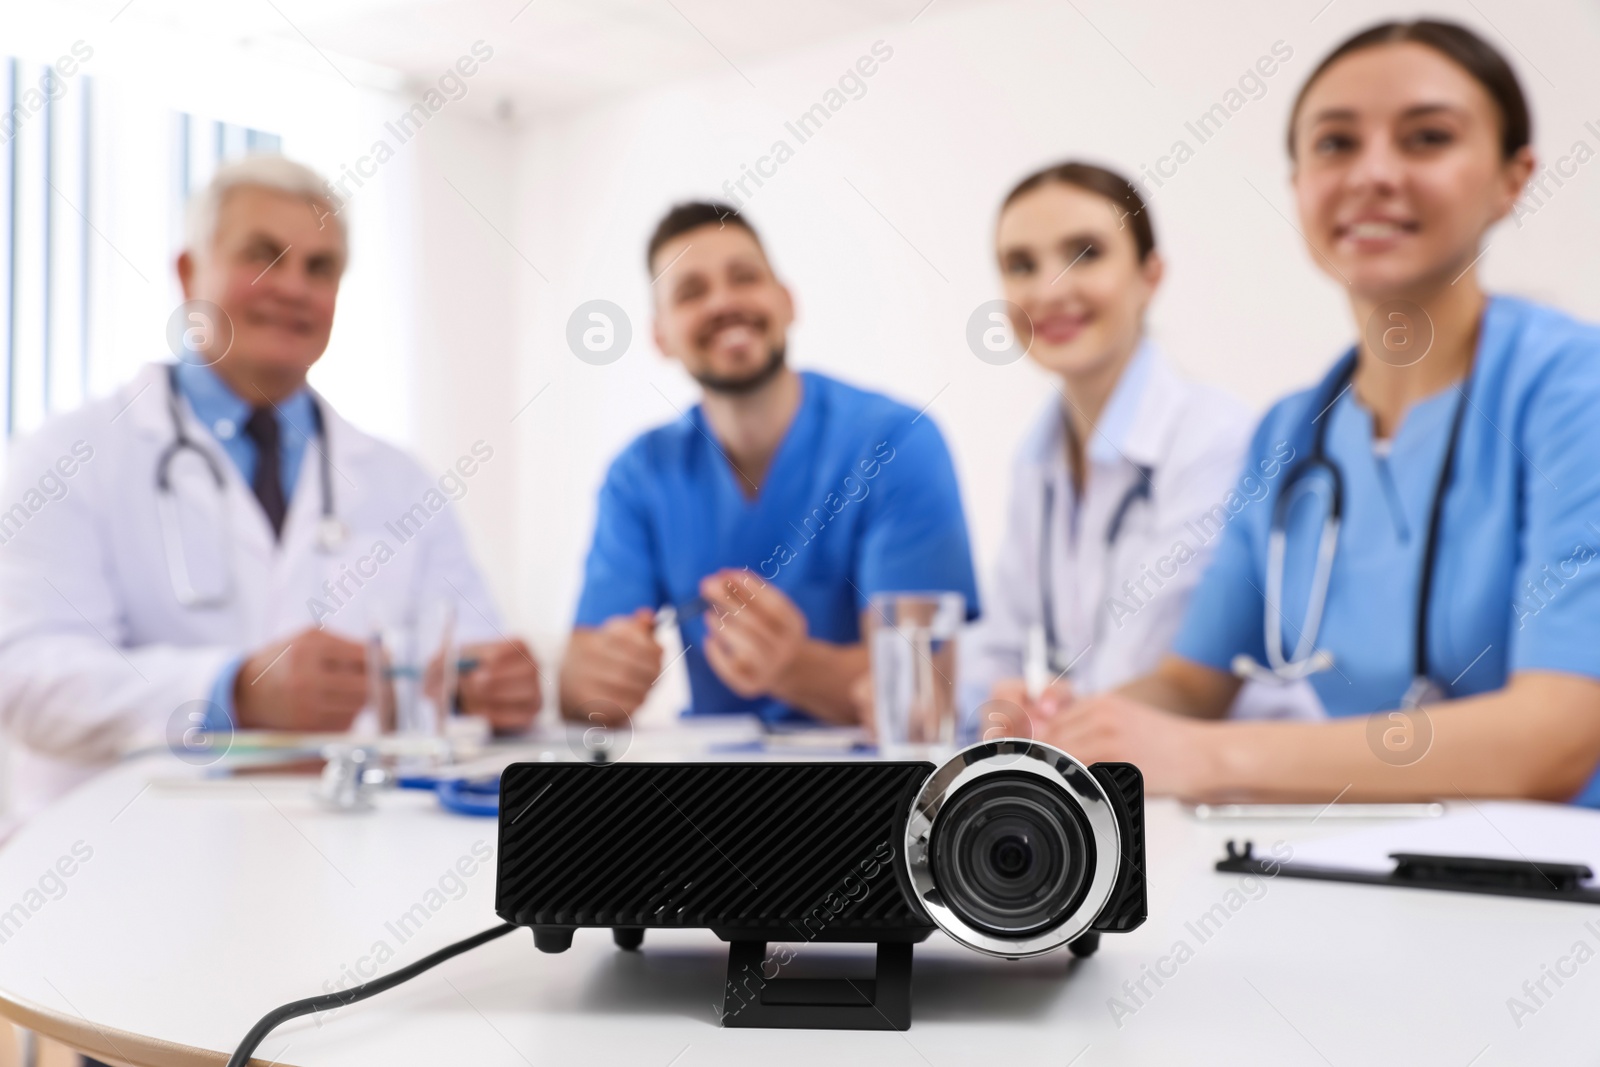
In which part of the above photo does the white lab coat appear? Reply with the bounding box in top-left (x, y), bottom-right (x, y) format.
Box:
top-left (961, 344), bottom-right (1321, 722)
top-left (0, 362), bottom-right (505, 823)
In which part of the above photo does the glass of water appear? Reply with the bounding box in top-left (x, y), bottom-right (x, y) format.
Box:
top-left (368, 601), bottom-right (457, 771)
top-left (867, 591), bottom-right (965, 759)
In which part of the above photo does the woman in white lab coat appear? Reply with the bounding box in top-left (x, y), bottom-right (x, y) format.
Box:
top-left (963, 161), bottom-right (1307, 731)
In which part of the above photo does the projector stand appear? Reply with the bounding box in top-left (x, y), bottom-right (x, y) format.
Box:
top-left (720, 940), bottom-right (912, 1030)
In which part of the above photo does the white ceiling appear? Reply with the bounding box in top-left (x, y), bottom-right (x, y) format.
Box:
top-left (106, 0), bottom-right (981, 119)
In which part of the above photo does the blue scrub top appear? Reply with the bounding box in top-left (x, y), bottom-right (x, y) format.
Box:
top-left (574, 370), bottom-right (981, 725)
top-left (1174, 296), bottom-right (1600, 805)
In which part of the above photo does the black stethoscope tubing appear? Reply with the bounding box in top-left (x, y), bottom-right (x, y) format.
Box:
top-left (160, 362), bottom-right (335, 529)
top-left (1269, 351), bottom-right (1474, 692)
top-left (1038, 460), bottom-right (1154, 677)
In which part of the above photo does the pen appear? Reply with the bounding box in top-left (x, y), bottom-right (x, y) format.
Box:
top-left (1190, 802), bottom-right (1447, 820)
top-left (658, 596), bottom-right (710, 623)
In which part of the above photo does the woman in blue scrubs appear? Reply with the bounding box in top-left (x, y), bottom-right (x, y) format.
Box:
top-left (1039, 19), bottom-right (1600, 803)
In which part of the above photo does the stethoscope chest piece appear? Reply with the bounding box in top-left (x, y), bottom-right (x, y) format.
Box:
top-left (318, 516), bottom-right (350, 554)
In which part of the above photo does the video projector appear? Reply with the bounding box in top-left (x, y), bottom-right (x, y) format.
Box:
top-left (494, 739), bottom-right (1146, 1030)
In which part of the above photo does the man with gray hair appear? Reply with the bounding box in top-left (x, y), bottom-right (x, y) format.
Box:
top-left (0, 155), bottom-right (541, 826)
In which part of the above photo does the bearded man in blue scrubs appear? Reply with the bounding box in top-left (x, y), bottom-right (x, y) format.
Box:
top-left (558, 202), bottom-right (980, 727)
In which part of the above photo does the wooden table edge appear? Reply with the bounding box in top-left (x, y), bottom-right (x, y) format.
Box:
top-left (0, 990), bottom-right (300, 1067)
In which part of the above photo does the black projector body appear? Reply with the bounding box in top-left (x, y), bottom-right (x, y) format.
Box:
top-left (495, 740), bottom-right (1145, 1029)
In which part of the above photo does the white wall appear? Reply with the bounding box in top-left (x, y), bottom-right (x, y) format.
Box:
top-left (507, 0), bottom-right (1600, 695)
top-left (402, 115), bottom-right (524, 624)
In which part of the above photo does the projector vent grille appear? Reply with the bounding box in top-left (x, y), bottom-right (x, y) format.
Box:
top-left (496, 761), bottom-right (932, 932)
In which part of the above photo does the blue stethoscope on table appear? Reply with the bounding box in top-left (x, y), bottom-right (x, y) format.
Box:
top-left (398, 774), bottom-right (501, 817)
top-left (1230, 353), bottom-right (1474, 709)
top-left (317, 745), bottom-right (501, 815)
top-left (157, 363), bottom-right (349, 609)
top-left (1038, 462), bottom-right (1153, 678)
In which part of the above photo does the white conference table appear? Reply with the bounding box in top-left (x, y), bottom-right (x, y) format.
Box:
top-left (0, 736), bottom-right (1596, 1067)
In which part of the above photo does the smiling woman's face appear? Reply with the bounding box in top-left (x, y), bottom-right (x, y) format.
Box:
top-left (995, 182), bottom-right (1160, 380)
top-left (1290, 41), bottom-right (1532, 300)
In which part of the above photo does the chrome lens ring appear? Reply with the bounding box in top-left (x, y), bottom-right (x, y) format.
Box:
top-left (904, 739), bottom-right (1121, 957)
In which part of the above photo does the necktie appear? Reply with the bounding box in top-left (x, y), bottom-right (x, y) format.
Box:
top-left (242, 407), bottom-right (287, 539)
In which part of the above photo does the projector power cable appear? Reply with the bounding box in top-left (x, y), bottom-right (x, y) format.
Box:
top-left (226, 921), bottom-right (517, 1067)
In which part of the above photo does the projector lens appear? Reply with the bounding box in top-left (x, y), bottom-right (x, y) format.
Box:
top-left (906, 740), bottom-right (1124, 957)
top-left (930, 773), bottom-right (1092, 936)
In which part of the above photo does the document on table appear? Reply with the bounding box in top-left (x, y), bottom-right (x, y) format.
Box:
top-left (1287, 801), bottom-right (1600, 883)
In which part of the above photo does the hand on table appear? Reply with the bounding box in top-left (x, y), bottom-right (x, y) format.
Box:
top-left (1038, 690), bottom-right (1215, 797)
top-left (559, 608), bottom-right (663, 726)
top-left (984, 676), bottom-right (1076, 740)
top-left (234, 627), bottom-right (367, 731)
top-left (456, 639), bottom-right (543, 734)
top-left (699, 569), bottom-right (808, 699)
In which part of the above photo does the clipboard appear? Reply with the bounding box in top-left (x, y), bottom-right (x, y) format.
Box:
top-left (1216, 839), bottom-right (1600, 905)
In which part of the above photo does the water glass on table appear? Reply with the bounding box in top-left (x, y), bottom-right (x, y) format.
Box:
top-left (867, 591), bottom-right (964, 759)
top-left (367, 602), bottom-right (458, 771)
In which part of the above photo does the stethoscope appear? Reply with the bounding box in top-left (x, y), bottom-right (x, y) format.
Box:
top-left (1038, 459), bottom-right (1154, 678)
top-left (157, 363), bottom-right (348, 609)
top-left (1231, 353), bottom-right (1473, 709)
top-left (318, 746), bottom-right (501, 817)
top-left (399, 775), bottom-right (501, 817)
